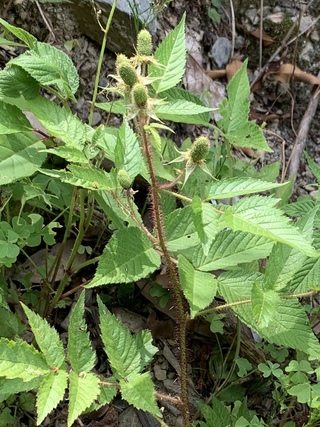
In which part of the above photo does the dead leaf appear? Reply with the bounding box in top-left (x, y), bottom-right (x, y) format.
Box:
top-left (206, 69), bottom-right (226, 80)
top-left (250, 28), bottom-right (275, 46)
top-left (226, 59), bottom-right (244, 81)
top-left (273, 63), bottom-right (320, 85)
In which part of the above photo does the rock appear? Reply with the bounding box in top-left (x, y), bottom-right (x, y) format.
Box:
top-left (210, 37), bottom-right (231, 69)
top-left (299, 41), bottom-right (314, 62)
top-left (245, 8), bottom-right (259, 25)
top-left (69, 0), bottom-right (155, 55)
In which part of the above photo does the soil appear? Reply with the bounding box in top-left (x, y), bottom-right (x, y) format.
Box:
top-left (1, 1), bottom-right (320, 426)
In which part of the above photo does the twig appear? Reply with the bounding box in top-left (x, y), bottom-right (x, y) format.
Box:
top-left (229, 0), bottom-right (235, 58)
top-left (34, 0), bottom-right (55, 41)
top-left (285, 72), bottom-right (320, 180)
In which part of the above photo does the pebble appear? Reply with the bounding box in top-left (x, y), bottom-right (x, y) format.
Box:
top-left (245, 8), bottom-right (259, 25)
top-left (92, 111), bottom-right (102, 126)
top-left (210, 37), bottom-right (231, 69)
top-left (299, 41), bottom-right (314, 62)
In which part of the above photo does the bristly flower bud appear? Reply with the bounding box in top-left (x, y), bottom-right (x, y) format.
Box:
top-left (118, 62), bottom-right (138, 87)
top-left (117, 169), bottom-right (132, 189)
top-left (137, 29), bottom-right (153, 56)
top-left (190, 136), bottom-right (210, 163)
top-left (132, 83), bottom-right (148, 108)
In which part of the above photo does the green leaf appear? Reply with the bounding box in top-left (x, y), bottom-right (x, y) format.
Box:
top-left (165, 206), bottom-right (200, 256)
top-left (0, 133), bottom-right (46, 185)
top-left (305, 151), bottom-right (320, 183)
top-left (264, 208), bottom-right (318, 291)
top-left (192, 197), bottom-right (221, 256)
top-left (0, 377), bottom-right (42, 403)
top-left (68, 291), bottom-right (96, 373)
top-left (198, 396), bottom-right (231, 427)
top-left (68, 371), bottom-right (100, 427)
top-left (42, 146), bottom-right (88, 163)
top-left (88, 228), bottom-right (161, 287)
top-left (219, 271), bottom-right (320, 359)
top-left (10, 41), bottom-right (79, 98)
top-left (149, 13), bottom-right (186, 93)
top-left (224, 196), bottom-right (319, 257)
top-left (115, 121), bottom-right (143, 180)
top-left (95, 100), bottom-right (126, 116)
top-left (39, 164), bottom-right (112, 191)
top-left (290, 257), bottom-right (320, 293)
top-left (22, 303), bottom-right (65, 369)
top-left (206, 178), bottom-right (282, 201)
top-left (0, 67), bottom-right (39, 100)
top-left (36, 370), bottom-right (68, 425)
top-left (225, 121), bottom-right (272, 152)
top-left (98, 298), bottom-right (158, 378)
top-left (158, 87), bottom-right (211, 123)
top-left (251, 282), bottom-right (280, 328)
top-left (0, 18), bottom-right (37, 49)
top-left (218, 60), bottom-right (250, 133)
top-left (120, 372), bottom-right (162, 417)
top-left (178, 255), bottom-right (218, 317)
top-left (154, 99), bottom-right (213, 124)
top-left (0, 337), bottom-right (49, 381)
top-left (0, 306), bottom-right (23, 338)
top-left (26, 97), bottom-right (86, 147)
top-left (193, 230), bottom-right (273, 271)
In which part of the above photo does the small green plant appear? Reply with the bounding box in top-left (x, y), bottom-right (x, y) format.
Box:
top-left (0, 6), bottom-right (320, 427)
top-left (207, 0), bottom-right (222, 24)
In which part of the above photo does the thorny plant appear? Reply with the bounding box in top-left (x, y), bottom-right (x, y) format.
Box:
top-left (0, 3), bottom-right (320, 427)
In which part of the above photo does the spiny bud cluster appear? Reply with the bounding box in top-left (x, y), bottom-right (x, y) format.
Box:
top-left (137, 29), bottom-right (153, 56)
top-left (132, 83), bottom-right (148, 107)
top-left (189, 136), bottom-right (210, 163)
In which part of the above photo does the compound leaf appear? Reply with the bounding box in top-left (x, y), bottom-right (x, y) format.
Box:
top-left (68, 371), bottom-right (100, 427)
top-left (22, 303), bottom-right (65, 369)
top-left (149, 14), bottom-right (186, 93)
top-left (120, 372), bottom-right (162, 417)
top-left (68, 291), bottom-right (96, 373)
top-left (88, 228), bottom-right (160, 287)
top-left (251, 282), bottom-right (280, 328)
top-left (36, 370), bottom-right (68, 425)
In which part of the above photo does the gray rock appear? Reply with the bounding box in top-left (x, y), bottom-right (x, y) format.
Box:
top-left (245, 8), bottom-right (259, 25)
top-left (210, 37), bottom-right (231, 69)
top-left (69, 0), bottom-right (155, 55)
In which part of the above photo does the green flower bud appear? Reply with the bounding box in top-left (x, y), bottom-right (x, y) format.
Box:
top-left (116, 53), bottom-right (129, 69)
top-left (132, 83), bottom-right (148, 107)
top-left (118, 62), bottom-right (138, 87)
top-left (137, 29), bottom-right (153, 56)
top-left (117, 169), bottom-right (132, 189)
top-left (190, 136), bottom-right (210, 163)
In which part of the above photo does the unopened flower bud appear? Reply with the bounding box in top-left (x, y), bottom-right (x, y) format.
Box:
top-left (118, 62), bottom-right (138, 87)
top-left (117, 169), bottom-right (132, 189)
top-left (132, 83), bottom-right (148, 107)
top-left (190, 136), bottom-right (210, 163)
top-left (137, 29), bottom-right (153, 56)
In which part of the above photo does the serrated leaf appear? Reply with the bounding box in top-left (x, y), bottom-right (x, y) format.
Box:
top-left (36, 370), bottom-right (68, 425)
top-left (68, 291), bottom-right (96, 373)
top-left (218, 60), bottom-right (250, 133)
top-left (0, 67), bottom-right (39, 100)
top-left (0, 18), bottom-right (37, 49)
top-left (0, 133), bottom-right (46, 185)
top-left (154, 99), bottom-right (213, 124)
top-left (98, 298), bottom-right (157, 378)
top-left (192, 197), bottom-right (221, 255)
top-left (0, 377), bottom-right (43, 403)
top-left (198, 396), bottom-right (231, 427)
top-left (193, 229), bottom-right (274, 271)
top-left (68, 371), bottom-right (100, 427)
top-left (120, 372), bottom-right (162, 417)
top-left (251, 282), bottom-right (280, 328)
top-left (225, 121), bottom-right (272, 152)
top-left (290, 257), bottom-right (320, 293)
top-left (88, 228), bottom-right (160, 287)
top-left (39, 164), bottom-right (112, 191)
top-left (149, 14), bottom-right (186, 93)
top-left (115, 121), bottom-right (143, 180)
top-left (206, 178), bottom-right (282, 201)
top-left (42, 146), bottom-right (88, 163)
top-left (0, 101), bottom-right (31, 134)
top-left (26, 97), bottom-right (86, 146)
top-left (158, 87), bottom-right (211, 123)
top-left (165, 206), bottom-right (200, 256)
top-left (219, 271), bottom-right (320, 359)
top-left (0, 337), bottom-right (49, 381)
top-left (10, 41), bottom-right (79, 98)
top-left (305, 151), bottom-right (320, 183)
top-left (178, 255), bottom-right (217, 317)
top-left (22, 303), bottom-right (65, 369)
top-left (264, 208), bottom-right (318, 291)
top-left (224, 196), bottom-right (319, 257)
top-left (95, 100), bottom-right (126, 115)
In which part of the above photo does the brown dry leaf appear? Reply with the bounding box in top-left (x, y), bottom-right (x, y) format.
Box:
top-left (250, 28), bottom-right (275, 46)
top-left (273, 63), bottom-right (320, 85)
top-left (183, 54), bottom-right (225, 121)
top-left (206, 69), bottom-right (226, 80)
top-left (226, 59), bottom-right (244, 81)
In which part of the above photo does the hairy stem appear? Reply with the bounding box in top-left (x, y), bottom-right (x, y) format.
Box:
top-left (138, 117), bottom-right (191, 426)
